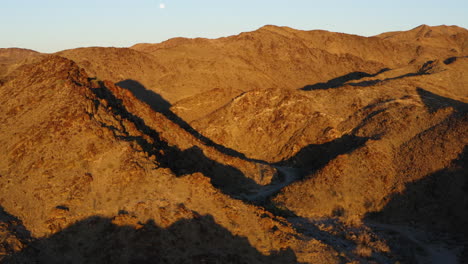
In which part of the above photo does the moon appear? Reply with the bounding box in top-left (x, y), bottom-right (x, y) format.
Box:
top-left (159, 3), bottom-right (165, 9)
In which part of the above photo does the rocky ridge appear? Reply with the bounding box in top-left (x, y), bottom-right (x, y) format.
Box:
top-left (0, 24), bottom-right (467, 263)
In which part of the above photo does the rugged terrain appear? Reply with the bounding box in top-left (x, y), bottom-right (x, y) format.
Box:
top-left (0, 24), bottom-right (467, 263)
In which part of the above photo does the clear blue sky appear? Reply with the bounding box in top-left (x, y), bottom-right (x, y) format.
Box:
top-left (1, 0), bottom-right (467, 53)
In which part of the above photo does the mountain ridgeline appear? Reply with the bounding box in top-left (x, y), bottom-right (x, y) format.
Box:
top-left (0, 24), bottom-right (467, 263)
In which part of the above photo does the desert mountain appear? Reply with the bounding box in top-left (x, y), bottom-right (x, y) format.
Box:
top-left (1, 25), bottom-right (467, 263)
top-left (376, 24), bottom-right (468, 52)
top-left (0, 48), bottom-right (43, 81)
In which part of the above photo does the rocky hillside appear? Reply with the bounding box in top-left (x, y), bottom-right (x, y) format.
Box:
top-left (0, 25), bottom-right (467, 263)
top-left (0, 48), bottom-right (42, 80)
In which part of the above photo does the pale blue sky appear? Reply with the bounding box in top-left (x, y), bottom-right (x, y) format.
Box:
top-left (1, 0), bottom-right (467, 53)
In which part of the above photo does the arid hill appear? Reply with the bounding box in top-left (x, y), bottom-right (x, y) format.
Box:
top-left (0, 48), bottom-right (42, 80)
top-left (1, 25), bottom-right (467, 263)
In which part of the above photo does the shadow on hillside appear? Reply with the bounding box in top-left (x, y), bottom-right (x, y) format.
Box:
top-left (344, 60), bottom-right (442, 88)
top-left (116, 79), bottom-right (266, 164)
top-left (262, 203), bottom-right (396, 263)
top-left (302, 60), bottom-right (451, 91)
top-left (92, 82), bottom-right (260, 197)
top-left (0, 206), bottom-right (28, 233)
top-left (276, 135), bottom-right (372, 172)
top-left (364, 147), bottom-right (468, 262)
top-left (4, 214), bottom-right (301, 263)
top-left (416, 87), bottom-right (468, 113)
top-left (366, 147), bottom-right (468, 234)
top-left (117, 80), bottom-right (171, 113)
top-left (273, 145), bottom-right (468, 263)
top-left (301, 68), bottom-right (390, 91)
top-left (443, 56), bottom-right (468, 65)
top-left (0, 205), bottom-right (32, 256)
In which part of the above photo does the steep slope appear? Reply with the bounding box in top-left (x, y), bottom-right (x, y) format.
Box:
top-left (1, 24), bottom-right (467, 263)
top-left (54, 25), bottom-right (467, 124)
top-left (270, 59), bottom-right (468, 230)
top-left (0, 56), bottom-right (346, 263)
top-left (132, 27), bottom-right (387, 121)
top-left (273, 108), bottom-right (467, 218)
top-left (190, 58), bottom-right (467, 163)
